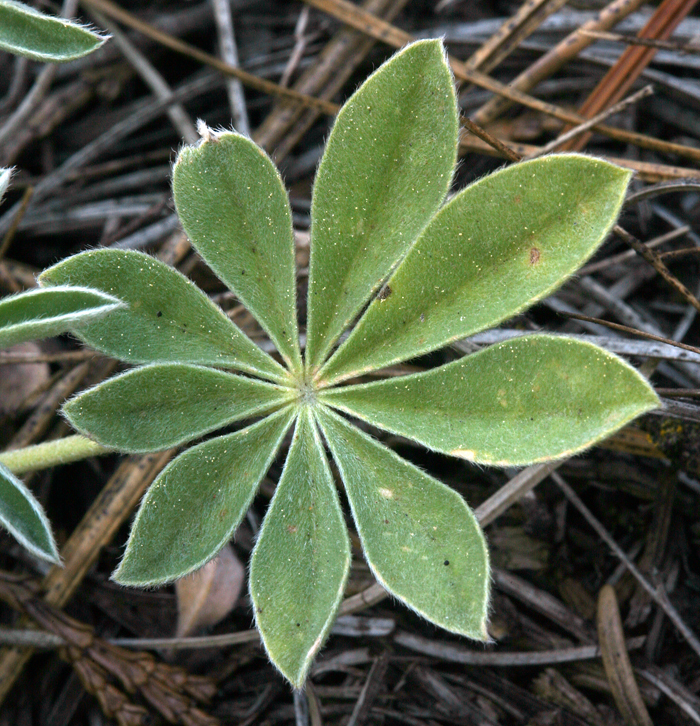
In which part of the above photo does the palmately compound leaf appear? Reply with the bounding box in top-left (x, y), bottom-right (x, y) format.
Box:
top-left (318, 155), bottom-right (632, 385)
top-left (0, 462), bottom-right (59, 564)
top-left (173, 130), bottom-right (302, 376)
top-left (305, 39), bottom-right (458, 372)
top-left (320, 335), bottom-right (660, 466)
top-left (0, 286), bottom-right (123, 349)
top-left (251, 408), bottom-right (351, 688)
top-left (114, 408), bottom-right (295, 586)
top-left (0, 0), bottom-right (107, 62)
top-left (63, 363), bottom-right (294, 453)
top-left (39, 249), bottom-right (289, 384)
top-left (317, 407), bottom-right (489, 640)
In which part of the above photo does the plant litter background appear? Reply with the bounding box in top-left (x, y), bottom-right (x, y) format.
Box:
top-left (0, 0), bottom-right (700, 724)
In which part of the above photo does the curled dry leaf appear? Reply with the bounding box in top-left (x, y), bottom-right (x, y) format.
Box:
top-left (0, 342), bottom-right (50, 416)
top-left (175, 544), bottom-right (245, 638)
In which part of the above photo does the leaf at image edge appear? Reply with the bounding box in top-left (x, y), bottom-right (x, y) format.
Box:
top-left (251, 408), bottom-right (351, 687)
top-left (114, 407), bottom-right (296, 586)
top-left (320, 335), bottom-right (660, 466)
top-left (317, 406), bottom-right (490, 640)
top-left (0, 463), bottom-right (59, 563)
top-left (0, 286), bottom-right (123, 349)
top-left (0, 168), bottom-right (12, 204)
top-left (0, 0), bottom-right (107, 62)
top-left (319, 154), bottom-right (632, 384)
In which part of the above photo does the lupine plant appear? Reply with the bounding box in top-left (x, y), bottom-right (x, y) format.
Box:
top-left (2, 40), bottom-right (659, 686)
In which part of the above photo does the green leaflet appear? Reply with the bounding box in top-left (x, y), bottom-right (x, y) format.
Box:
top-left (173, 131), bottom-right (302, 375)
top-left (0, 0), bottom-right (107, 62)
top-left (0, 462), bottom-right (59, 563)
top-left (0, 286), bottom-right (123, 349)
top-left (251, 408), bottom-right (351, 687)
top-left (318, 155), bottom-right (632, 385)
top-left (114, 408), bottom-right (295, 586)
top-left (39, 249), bottom-right (289, 384)
top-left (317, 407), bottom-right (489, 640)
top-left (320, 335), bottom-right (660, 466)
top-left (305, 39), bottom-right (458, 372)
top-left (63, 363), bottom-right (294, 452)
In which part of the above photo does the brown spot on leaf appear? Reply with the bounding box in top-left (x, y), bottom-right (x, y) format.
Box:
top-left (530, 247), bottom-right (541, 265)
top-left (287, 525), bottom-right (298, 534)
top-left (378, 284), bottom-right (392, 301)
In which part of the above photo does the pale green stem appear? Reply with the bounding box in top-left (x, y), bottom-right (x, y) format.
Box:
top-left (0, 435), bottom-right (111, 474)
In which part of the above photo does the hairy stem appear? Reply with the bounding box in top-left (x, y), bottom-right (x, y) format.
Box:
top-left (0, 435), bottom-right (111, 474)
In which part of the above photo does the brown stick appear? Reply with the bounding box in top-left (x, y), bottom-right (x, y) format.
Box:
top-left (558, 0), bottom-right (699, 151)
top-left (471, 0), bottom-right (650, 125)
top-left (80, 0), bottom-right (339, 115)
top-left (614, 224), bottom-right (700, 315)
top-left (459, 134), bottom-right (700, 182)
top-left (302, 0), bottom-right (700, 164)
